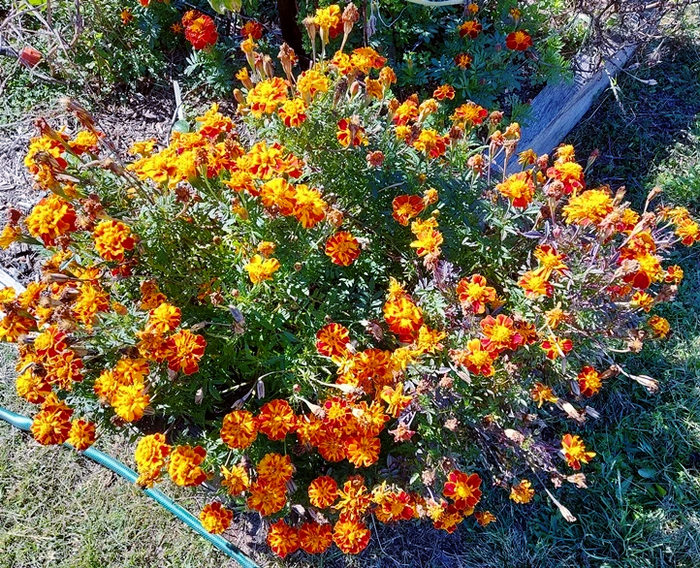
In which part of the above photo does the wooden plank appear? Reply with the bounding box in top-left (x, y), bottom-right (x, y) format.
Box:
top-left (0, 268), bottom-right (26, 294)
top-left (508, 44), bottom-right (637, 172)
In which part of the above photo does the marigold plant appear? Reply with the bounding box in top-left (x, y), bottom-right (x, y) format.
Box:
top-left (1, 8), bottom-right (697, 559)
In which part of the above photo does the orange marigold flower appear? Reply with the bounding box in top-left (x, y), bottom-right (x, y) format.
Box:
top-left (333, 519), bottom-right (371, 555)
top-left (383, 295), bottom-right (423, 343)
top-left (0, 224), bottom-right (22, 249)
top-left (534, 245), bottom-right (568, 279)
top-left (221, 409), bottom-right (257, 449)
top-left (257, 452), bottom-right (294, 484)
top-left (34, 325), bottom-right (67, 359)
top-left (648, 315), bottom-right (670, 338)
top-left (675, 216), bottom-right (700, 245)
top-left (15, 368), bottom-right (51, 404)
top-left (241, 19), bottom-right (263, 40)
top-left (456, 274), bottom-right (497, 314)
top-left (506, 30), bottom-right (533, 51)
top-left (316, 323), bottom-right (350, 359)
top-left (120, 8), bottom-right (133, 25)
top-left (454, 52), bottom-right (473, 69)
top-left (510, 479), bottom-right (535, 503)
top-left (25, 195), bottom-right (77, 246)
top-left (497, 172), bottom-right (535, 208)
top-left (413, 129), bottom-right (448, 159)
top-left (380, 382), bottom-right (412, 418)
top-left (259, 177), bottom-right (297, 215)
top-left (111, 383), bottom-right (150, 422)
top-left (278, 98), bottom-right (307, 128)
top-left (93, 220), bottom-right (135, 262)
top-left (183, 11), bottom-right (218, 50)
top-left (392, 195), bottom-right (425, 226)
top-left (475, 510), bottom-right (497, 526)
top-left (221, 464), bottom-right (249, 495)
top-left (541, 335), bottom-right (573, 360)
top-left (459, 20), bottom-right (482, 39)
top-left (325, 231), bottom-right (361, 266)
top-left (257, 399), bottom-right (296, 441)
top-left (318, 433), bottom-right (348, 463)
top-left (168, 445), bottom-right (207, 487)
top-left (561, 434), bottom-right (596, 470)
top-left (267, 519), bottom-right (299, 558)
top-left (547, 161), bottom-right (584, 194)
top-left (244, 254), bottom-right (281, 284)
top-left (292, 184), bottom-right (326, 228)
top-left (665, 265), bottom-right (684, 284)
top-left (562, 188), bottom-right (614, 225)
top-left (518, 270), bottom-right (553, 298)
top-left (443, 470), bottom-right (482, 511)
top-left (200, 502), bottom-right (233, 534)
top-left (450, 338), bottom-right (497, 377)
top-left (246, 77), bottom-right (289, 118)
top-left (298, 521), bottom-right (333, 554)
top-left (430, 502), bottom-right (463, 533)
top-left (577, 366), bottom-right (602, 397)
top-left (480, 314), bottom-right (523, 353)
top-left (309, 476), bottom-right (339, 509)
top-left (392, 99), bottom-right (419, 126)
top-left (296, 69), bottom-right (330, 101)
top-left (147, 302), bottom-right (181, 334)
top-left (0, 311), bottom-right (35, 342)
top-left (345, 435), bottom-right (381, 467)
top-left (337, 117), bottom-right (367, 147)
top-left (451, 102), bottom-right (488, 128)
top-left (247, 480), bottom-right (287, 516)
top-left (166, 329), bottom-right (206, 375)
top-left (433, 84), bottom-right (455, 101)
top-left (530, 382), bottom-right (558, 407)
top-left (30, 393), bottom-right (73, 445)
top-left (134, 432), bottom-right (170, 487)
top-left (195, 103), bottom-right (233, 139)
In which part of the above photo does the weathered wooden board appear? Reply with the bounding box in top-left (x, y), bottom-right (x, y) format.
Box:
top-left (0, 267), bottom-right (26, 294)
top-left (510, 44), bottom-right (637, 171)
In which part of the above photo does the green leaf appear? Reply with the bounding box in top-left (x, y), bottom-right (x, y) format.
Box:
top-left (637, 468), bottom-right (657, 479)
top-left (172, 120), bottom-right (190, 134)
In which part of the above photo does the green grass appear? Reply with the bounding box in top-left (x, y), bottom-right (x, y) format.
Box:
top-left (4, 18), bottom-right (700, 568)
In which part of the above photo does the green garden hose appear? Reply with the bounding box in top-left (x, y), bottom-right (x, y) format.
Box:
top-left (0, 406), bottom-right (260, 568)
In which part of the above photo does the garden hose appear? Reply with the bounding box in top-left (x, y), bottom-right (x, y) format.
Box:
top-left (0, 406), bottom-right (260, 568)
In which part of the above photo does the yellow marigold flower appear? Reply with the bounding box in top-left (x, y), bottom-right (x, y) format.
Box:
top-left (410, 217), bottom-right (443, 257)
top-left (278, 97), bottom-right (307, 128)
top-left (25, 195), bottom-right (77, 246)
top-left (72, 283), bottom-right (110, 328)
top-left (68, 130), bottom-right (100, 155)
top-left (450, 338), bottom-right (496, 377)
top-left (296, 69), bottom-right (329, 102)
top-left (112, 383), bottom-right (150, 422)
top-left (93, 220), bottom-right (135, 262)
top-left (259, 177), bottom-right (297, 214)
top-left (244, 254), bottom-right (281, 284)
top-left (114, 357), bottom-right (149, 385)
top-left (631, 290), bottom-right (654, 312)
top-left (292, 184), bottom-right (327, 228)
top-left (0, 311), bottom-right (36, 342)
top-left (562, 188), bottom-right (614, 226)
top-left (0, 224), bottom-right (22, 249)
top-left (16, 368), bottom-right (52, 404)
top-left (648, 315), bottom-right (670, 338)
top-left (199, 502), bottom-right (233, 534)
top-left (168, 445), bottom-right (207, 487)
top-left (195, 103), bottom-right (233, 139)
top-left (246, 77), bottom-right (288, 118)
top-left (530, 382), bottom-right (558, 407)
top-left (456, 274), bottom-right (497, 314)
top-left (221, 464), bottom-right (249, 495)
top-left (534, 245), bottom-right (568, 279)
top-left (547, 161), bottom-right (584, 194)
top-left (345, 435), bottom-right (381, 468)
top-left (665, 265), bottom-right (684, 284)
top-left (128, 139), bottom-right (156, 156)
top-left (415, 325), bottom-right (446, 354)
top-left (555, 144), bottom-right (576, 163)
top-left (496, 172), bottom-right (535, 208)
top-left (147, 302), bottom-right (181, 334)
top-left (135, 433), bottom-right (170, 487)
top-left (349, 47), bottom-right (386, 75)
top-left (334, 475), bottom-right (371, 520)
top-left (383, 295), bottom-right (423, 343)
top-left (30, 393), bottom-right (73, 445)
top-left (518, 149), bottom-right (538, 166)
top-left (544, 307), bottom-right (568, 329)
top-left (510, 479), bottom-right (535, 504)
top-left (413, 129), bottom-right (448, 159)
top-left (257, 241), bottom-right (276, 257)
top-left (675, 216), bottom-right (700, 245)
top-left (561, 434), bottom-right (596, 470)
top-left (451, 102), bottom-right (488, 128)
top-left (518, 270), bottom-right (553, 298)
top-left (68, 419), bottom-right (96, 450)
